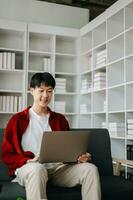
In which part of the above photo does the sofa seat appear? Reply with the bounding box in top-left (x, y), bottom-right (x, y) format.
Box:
top-left (101, 176), bottom-right (133, 200)
top-left (0, 181), bottom-right (81, 200)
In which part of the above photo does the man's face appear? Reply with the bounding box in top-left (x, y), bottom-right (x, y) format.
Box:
top-left (31, 84), bottom-right (53, 108)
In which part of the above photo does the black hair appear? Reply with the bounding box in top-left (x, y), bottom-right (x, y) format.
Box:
top-left (30, 72), bottom-right (56, 89)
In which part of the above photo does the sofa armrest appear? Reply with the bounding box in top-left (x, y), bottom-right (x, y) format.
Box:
top-left (113, 157), bottom-right (133, 176)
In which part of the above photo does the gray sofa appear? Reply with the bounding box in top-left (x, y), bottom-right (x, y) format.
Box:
top-left (0, 128), bottom-right (133, 200)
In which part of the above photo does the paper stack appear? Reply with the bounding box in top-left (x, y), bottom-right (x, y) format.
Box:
top-left (127, 119), bottom-right (133, 137)
top-left (0, 95), bottom-right (23, 113)
top-left (93, 72), bottom-right (106, 90)
top-left (43, 57), bottom-right (51, 72)
top-left (55, 78), bottom-right (66, 93)
top-left (0, 52), bottom-right (15, 70)
top-left (109, 122), bottom-right (125, 137)
top-left (80, 104), bottom-right (88, 114)
top-left (54, 101), bottom-right (66, 114)
top-left (80, 79), bottom-right (92, 93)
top-left (95, 49), bottom-right (107, 69)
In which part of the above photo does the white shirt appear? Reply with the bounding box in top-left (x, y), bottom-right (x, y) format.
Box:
top-left (20, 107), bottom-right (64, 173)
top-left (21, 107), bottom-right (51, 156)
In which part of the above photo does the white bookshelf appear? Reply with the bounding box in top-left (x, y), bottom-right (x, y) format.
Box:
top-left (79, 0), bottom-right (133, 178)
top-left (0, 19), bottom-right (26, 128)
top-left (1, 0), bottom-right (133, 178)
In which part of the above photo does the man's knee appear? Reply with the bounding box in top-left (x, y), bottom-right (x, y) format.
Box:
top-left (79, 163), bottom-right (99, 177)
top-left (29, 163), bottom-right (48, 179)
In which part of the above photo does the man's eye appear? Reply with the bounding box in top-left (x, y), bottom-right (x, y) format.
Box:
top-left (48, 90), bottom-right (52, 93)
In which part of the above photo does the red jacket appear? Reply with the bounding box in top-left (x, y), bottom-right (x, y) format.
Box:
top-left (2, 107), bottom-right (69, 176)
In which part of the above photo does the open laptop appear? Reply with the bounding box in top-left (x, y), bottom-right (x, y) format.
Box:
top-left (39, 131), bottom-right (90, 163)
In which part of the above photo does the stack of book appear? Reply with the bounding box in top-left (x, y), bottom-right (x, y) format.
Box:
top-left (55, 78), bottom-right (66, 93)
top-left (127, 144), bottom-right (133, 160)
top-left (127, 119), bottom-right (133, 137)
top-left (80, 79), bottom-right (91, 93)
top-left (0, 95), bottom-right (23, 112)
top-left (54, 101), bottom-right (66, 114)
top-left (43, 57), bottom-right (51, 72)
top-left (109, 122), bottom-right (125, 137)
top-left (0, 52), bottom-right (15, 70)
top-left (93, 72), bottom-right (106, 90)
top-left (80, 104), bottom-right (88, 114)
top-left (95, 49), bottom-right (107, 69)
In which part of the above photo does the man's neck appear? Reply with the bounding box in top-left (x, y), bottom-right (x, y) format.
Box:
top-left (32, 105), bottom-right (48, 116)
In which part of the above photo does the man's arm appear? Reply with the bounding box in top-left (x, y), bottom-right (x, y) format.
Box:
top-left (1, 116), bottom-right (34, 173)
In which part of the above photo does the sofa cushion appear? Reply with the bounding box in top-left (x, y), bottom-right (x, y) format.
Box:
top-left (0, 181), bottom-right (81, 200)
top-left (0, 129), bottom-right (10, 181)
top-left (72, 128), bottom-right (113, 176)
top-left (101, 176), bottom-right (133, 200)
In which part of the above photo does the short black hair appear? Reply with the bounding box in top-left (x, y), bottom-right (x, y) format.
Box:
top-left (30, 72), bottom-right (56, 89)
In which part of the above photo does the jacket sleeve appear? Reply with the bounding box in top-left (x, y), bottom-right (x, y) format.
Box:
top-left (1, 116), bottom-right (34, 171)
top-left (60, 114), bottom-right (70, 131)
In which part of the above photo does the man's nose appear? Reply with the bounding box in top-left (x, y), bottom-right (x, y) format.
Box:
top-left (43, 91), bottom-right (48, 97)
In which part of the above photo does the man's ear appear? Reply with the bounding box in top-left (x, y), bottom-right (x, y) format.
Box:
top-left (30, 88), bottom-right (34, 95)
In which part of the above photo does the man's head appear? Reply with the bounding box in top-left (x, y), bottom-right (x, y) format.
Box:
top-left (30, 72), bottom-right (56, 89)
top-left (30, 72), bottom-right (56, 109)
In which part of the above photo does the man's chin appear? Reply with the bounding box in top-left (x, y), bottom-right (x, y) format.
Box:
top-left (40, 103), bottom-right (49, 108)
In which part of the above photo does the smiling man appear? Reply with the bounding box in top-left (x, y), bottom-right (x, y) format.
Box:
top-left (2, 72), bottom-right (101, 200)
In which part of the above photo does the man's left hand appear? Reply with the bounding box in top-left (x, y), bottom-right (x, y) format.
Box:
top-left (77, 152), bottom-right (92, 164)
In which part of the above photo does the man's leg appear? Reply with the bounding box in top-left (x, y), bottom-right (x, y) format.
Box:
top-left (14, 162), bottom-right (48, 200)
top-left (50, 163), bottom-right (101, 200)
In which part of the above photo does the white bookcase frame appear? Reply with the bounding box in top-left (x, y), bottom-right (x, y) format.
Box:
top-left (1, 0), bottom-right (133, 178)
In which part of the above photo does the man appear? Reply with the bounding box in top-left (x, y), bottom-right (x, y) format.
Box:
top-left (2, 72), bottom-right (101, 200)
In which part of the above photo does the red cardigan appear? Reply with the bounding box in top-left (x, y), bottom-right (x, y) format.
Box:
top-left (2, 107), bottom-right (69, 176)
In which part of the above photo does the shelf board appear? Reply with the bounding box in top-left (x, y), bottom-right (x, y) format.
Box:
top-left (93, 111), bottom-right (106, 114)
top-left (126, 81), bottom-right (133, 86)
top-left (107, 31), bottom-right (124, 43)
top-left (80, 112), bottom-right (91, 115)
top-left (28, 69), bottom-right (47, 73)
top-left (55, 72), bottom-right (77, 76)
top-left (94, 65), bottom-right (106, 71)
top-left (0, 69), bottom-right (24, 73)
top-left (108, 83), bottom-right (125, 89)
top-left (126, 136), bottom-right (133, 140)
top-left (80, 91), bottom-right (92, 95)
top-left (110, 136), bottom-right (126, 140)
top-left (125, 25), bottom-right (133, 33)
top-left (80, 69), bottom-right (92, 75)
top-left (56, 52), bottom-right (77, 57)
top-left (93, 41), bottom-right (106, 50)
top-left (80, 49), bottom-right (92, 56)
top-left (0, 89), bottom-right (23, 93)
top-left (0, 111), bottom-right (15, 114)
top-left (29, 50), bottom-right (52, 56)
top-left (107, 57), bottom-right (124, 66)
top-left (55, 92), bottom-right (78, 95)
top-left (108, 110), bottom-right (125, 114)
top-left (0, 47), bottom-right (24, 52)
top-left (65, 112), bottom-right (78, 115)
top-left (93, 87), bottom-right (106, 92)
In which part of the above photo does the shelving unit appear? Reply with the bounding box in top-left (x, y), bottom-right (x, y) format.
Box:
top-left (1, 0), bottom-right (133, 178)
top-left (0, 19), bottom-right (26, 128)
top-left (79, 0), bottom-right (133, 178)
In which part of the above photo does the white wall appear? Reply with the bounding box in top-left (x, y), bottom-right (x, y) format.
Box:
top-left (0, 0), bottom-right (89, 28)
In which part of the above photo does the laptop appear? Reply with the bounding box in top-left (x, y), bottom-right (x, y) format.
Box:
top-left (39, 131), bottom-right (90, 163)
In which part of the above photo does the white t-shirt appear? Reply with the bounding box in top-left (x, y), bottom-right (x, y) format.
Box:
top-left (21, 107), bottom-right (51, 156)
top-left (21, 108), bottom-right (63, 172)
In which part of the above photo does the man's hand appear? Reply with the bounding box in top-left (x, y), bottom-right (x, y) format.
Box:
top-left (27, 156), bottom-right (39, 163)
top-left (77, 152), bottom-right (92, 164)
